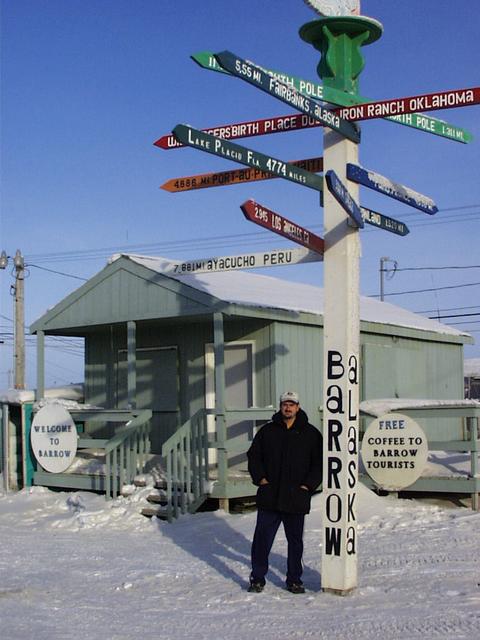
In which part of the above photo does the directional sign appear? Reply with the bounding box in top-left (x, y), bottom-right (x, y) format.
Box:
top-left (241, 199), bottom-right (325, 255)
top-left (154, 113), bottom-right (321, 150)
top-left (347, 164), bottom-right (438, 215)
top-left (191, 51), bottom-right (473, 144)
top-left (161, 157), bottom-right (323, 192)
top-left (173, 124), bottom-right (324, 193)
top-left (336, 87), bottom-right (480, 122)
top-left (214, 50), bottom-right (361, 144)
top-left (161, 248), bottom-right (322, 275)
top-left (360, 206), bottom-right (409, 236)
top-left (325, 170), bottom-right (364, 228)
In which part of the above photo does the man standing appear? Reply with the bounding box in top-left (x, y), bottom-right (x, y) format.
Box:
top-left (247, 391), bottom-right (323, 593)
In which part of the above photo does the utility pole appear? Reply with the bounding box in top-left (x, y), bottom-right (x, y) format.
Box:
top-left (379, 256), bottom-right (397, 301)
top-left (0, 250), bottom-right (26, 389)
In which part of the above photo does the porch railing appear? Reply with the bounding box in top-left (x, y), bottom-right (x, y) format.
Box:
top-left (32, 408), bottom-right (152, 499)
top-left (103, 410), bottom-right (152, 499)
top-left (161, 409), bottom-right (211, 522)
top-left (161, 407), bottom-right (274, 522)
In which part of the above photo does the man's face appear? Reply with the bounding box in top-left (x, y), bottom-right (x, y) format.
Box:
top-left (280, 401), bottom-right (300, 420)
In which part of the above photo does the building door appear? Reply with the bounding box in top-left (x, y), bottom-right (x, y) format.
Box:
top-left (205, 342), bottom-right (254, 470)
top-left (117, 346), bottom-right (179, 451)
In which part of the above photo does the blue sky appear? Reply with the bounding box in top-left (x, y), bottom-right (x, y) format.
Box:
top-left (1, 0), bottom-right (479, 388)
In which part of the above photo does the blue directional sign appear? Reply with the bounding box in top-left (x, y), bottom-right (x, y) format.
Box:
top-left (347, 164), bottom-right (438, 215)
top-left (325, 170), bottom-right (364, 228)
top-left (214, 50), bottom-right (360, 144)
top-left (360, 206), bottom-right (409, 236)
top-left (172, 124), bottom-right (324, 193)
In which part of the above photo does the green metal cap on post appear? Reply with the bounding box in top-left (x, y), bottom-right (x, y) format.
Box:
top-left (300, 16), bottom-right (382, 93)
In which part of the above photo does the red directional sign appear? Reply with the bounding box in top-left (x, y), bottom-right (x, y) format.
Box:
top-left (154, 113), bottom-right (321, 150)
top-left (335, 87), bottom-right (480, 122)
top-left (241, 199), bottom-right (324, 256)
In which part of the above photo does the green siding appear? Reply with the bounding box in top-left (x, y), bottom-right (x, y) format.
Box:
top-left (361, 333), bottom-right (464, 440)
top-left (84, 317), bottom-right (275, 453)
top-left (41, 256), bottom-right (468, 454)
top-left (272, 321), bottom-right (324, 427)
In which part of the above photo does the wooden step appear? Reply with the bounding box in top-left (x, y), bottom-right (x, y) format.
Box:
top-left (141, 505), bottom-right (169, 519)
top-left (146, 493), bottom-right (168, 505)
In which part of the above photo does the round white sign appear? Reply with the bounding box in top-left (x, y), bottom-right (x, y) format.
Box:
top-left (304, 0), bottom-right (360, 17)
top-left (30, 405), bottom-right (78, 473)
top-left (361, 412), bottom-right (428, 490)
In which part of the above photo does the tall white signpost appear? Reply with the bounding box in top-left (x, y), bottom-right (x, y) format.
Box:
top-left (300, 4), bottom-right (382, 594)
top-left (157, 0), bottom-right (477, 598)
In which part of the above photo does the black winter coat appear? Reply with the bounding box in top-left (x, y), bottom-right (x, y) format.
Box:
top-left (247, 408), bottom-right (323, 514)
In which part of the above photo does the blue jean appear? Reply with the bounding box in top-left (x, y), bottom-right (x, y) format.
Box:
top-left (251, 508), bottom-right (305, 585)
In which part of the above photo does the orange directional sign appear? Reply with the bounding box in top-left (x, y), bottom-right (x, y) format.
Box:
top-left (241, 199), bottom-right (324, 256)
top-left (154, 113), bottom-right (321, 150)
top-left (161, 157), bottom-right (323, 192)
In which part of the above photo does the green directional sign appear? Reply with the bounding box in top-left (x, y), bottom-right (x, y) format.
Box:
top-left (360, 206), bottom-right (409, 236)
top-left (191, 51), bottom-right (472, 144)
top-left (214, 50), bottom-right (361, 144)
top-left (172, 124), bottom-right (324, 193)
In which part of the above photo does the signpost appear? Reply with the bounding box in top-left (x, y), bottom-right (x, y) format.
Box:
top-left (161, 157), bottom-right (323, 192)
top-left (158, 0), bottom-right (478, 600)
top-left (298, 9), bottom-right (387, 596)
top-left (214, 50), bottom-right (361, 144)
top-left (241, 199), bottom-right (325, 255)
top-left (155, 113), bottom-right (322, 150)
top-left (191, 51), bottom-right (473, 144)
top-left (160, 248), bottom-right (322, 275)
top-left (172, 124), bottom-right (324, 193)
top-left (360, 206), bottom-right (409, 236)
top-left (346, 163), bottom-right (438, 214)
top-left (325, 170), bottom-right (364, 228)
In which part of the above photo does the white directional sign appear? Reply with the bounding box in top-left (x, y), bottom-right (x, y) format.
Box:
top-left (159, 248), bottom-right (322, 275)
top-left (347, 163), bottom-right (438, 215)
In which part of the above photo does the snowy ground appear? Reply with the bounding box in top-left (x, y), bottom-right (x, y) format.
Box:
top-left (1, 485), bottom-right (479, 640)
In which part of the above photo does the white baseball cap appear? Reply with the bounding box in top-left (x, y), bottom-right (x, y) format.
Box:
top-left (280, 391), bottom-right (300, 404)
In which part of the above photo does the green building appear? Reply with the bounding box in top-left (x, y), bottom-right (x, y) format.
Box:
top-left (25, 254), bottom-right (472, 512)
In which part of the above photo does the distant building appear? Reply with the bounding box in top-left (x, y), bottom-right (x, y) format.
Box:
top-left (464, 358), bottom-right (480, 400)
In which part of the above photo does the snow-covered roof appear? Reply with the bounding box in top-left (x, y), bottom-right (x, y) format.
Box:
top-left (464, 358), bottom-right (480, 377)
top-left (112, 254), bottom-right (470, 340)
top-left (360, 397), bottom-right (480, 417)
top-left (0, 384), bottom-right (84, 405)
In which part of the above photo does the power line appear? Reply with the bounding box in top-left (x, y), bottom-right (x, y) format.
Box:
top-left (28, 264), bottom-right (88, 281)
top-left (389, 265), bottom-right (480, 273)
top-left (18, 203), bottom-right (480, 266)
top-left (416, 304), bottom-right (480, 314)
top-left (427, 312), bottom-right (480, 320)
top-left (372, 280), bottom-right (480, 298)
